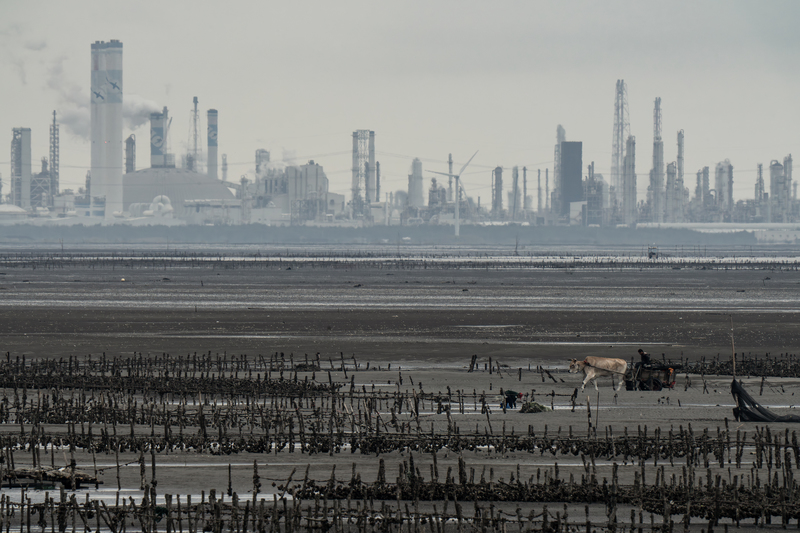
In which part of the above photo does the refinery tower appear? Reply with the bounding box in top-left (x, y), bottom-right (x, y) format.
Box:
top-left (90, 40), bottom-right (124, 218)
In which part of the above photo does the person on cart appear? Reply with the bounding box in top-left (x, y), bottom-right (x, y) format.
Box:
top-left (627, 349), bottom-right (653, 391)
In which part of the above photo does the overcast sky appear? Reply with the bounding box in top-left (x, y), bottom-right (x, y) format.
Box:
top-left (1, 0), bottom-right (798, 206)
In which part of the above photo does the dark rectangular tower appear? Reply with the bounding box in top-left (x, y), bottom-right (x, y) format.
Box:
top-left (560, 141), bottom-right (583, 215)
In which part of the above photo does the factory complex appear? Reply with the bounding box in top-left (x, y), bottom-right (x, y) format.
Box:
top-left (3, 42), bottom-right (798, 239)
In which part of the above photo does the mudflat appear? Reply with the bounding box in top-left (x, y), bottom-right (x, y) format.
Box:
top-left (0, 264), bottom-right (798, 360)
top-left (1, 257), bottom-right (798, 530)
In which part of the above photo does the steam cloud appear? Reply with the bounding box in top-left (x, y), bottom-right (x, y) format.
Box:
top-left (47, 56), bottom-right (88, 137)
top-left (24, 39), bottom-right (46, 51)
top-left (123, 94), bottom-right (160, 130)
top-left (254, 149), bottom-right (298, 177)
top-left (12, 58), bottom-right (27, 85)
top-left (46, 56), bottom-right (159, 139)
top-left (1, 30), bottom-right (158, 139)
top-left (282, 149), bottom-right (297, 165)
top-left (0, 25), bottom-right (29, 84)
top-left (58, 107), bottom-right (90, 139)
top-left (264, 160), bottom-right (287, 173)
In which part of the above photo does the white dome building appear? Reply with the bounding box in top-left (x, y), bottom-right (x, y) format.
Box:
top-left (0, 204), bottom-right (30, 221)
top-left (123, 168), bottom-right (235, 218)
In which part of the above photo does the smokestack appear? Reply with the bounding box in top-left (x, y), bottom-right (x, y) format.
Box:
top-left (125, 134), bottom-right (135, 174)
top-left (546, 169), bottom-right (549, 211)
top-left (492, 167), bottom-right (503, 217)
top-left (90, 42), bottom-right (104, 210)
top-left (90, 40), bottom-right (123, 217)
top-left (150, 110), bottom-right (165, 168)
top-left (511, 166), bottom-right (519, 219)
top-left (523, 167), bottom-right (528, 215)
top-left (104, 40), bottom-right (123, 217)
top-left (207, 109), bottom-right (218, 179)
top-left (537, 169), bottom-right (542, 214)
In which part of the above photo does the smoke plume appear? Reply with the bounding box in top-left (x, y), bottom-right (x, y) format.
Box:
top-left (0, 25), bottom-right (30, 84)
top-left (45, 56), bottom-right (159, 139)
top-left (24, 39), bottom-right (46, 51)
top-left (123, 94), bottom-right (160, 130)
top-left (47, 56), bottom-right (88, 138)
top-left (282, 149), bottom-right (297, 165)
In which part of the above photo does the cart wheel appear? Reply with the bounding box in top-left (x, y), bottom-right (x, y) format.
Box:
top-left (650, 378), bottom-right (663, 392)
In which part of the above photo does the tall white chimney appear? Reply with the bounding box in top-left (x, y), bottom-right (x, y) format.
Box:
top-left (90, 41), bottom-right (105, 210)
top-left (90, 39), bottom-right (123, 218)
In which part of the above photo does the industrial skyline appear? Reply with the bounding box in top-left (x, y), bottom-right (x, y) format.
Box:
top-left (1, 1), bottom-right (799, 212)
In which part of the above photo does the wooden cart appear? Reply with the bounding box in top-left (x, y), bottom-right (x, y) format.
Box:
top-left (625, 363), bottom-right (679, 391)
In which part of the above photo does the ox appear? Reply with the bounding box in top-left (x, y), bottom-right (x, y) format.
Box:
top-left (569, 357), bottom-right (628, 391)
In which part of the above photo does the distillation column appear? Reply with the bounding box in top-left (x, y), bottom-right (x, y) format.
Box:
top-left (665, 162), bottom-right (676, 222)
top-left (622, 136), bottom-right (636, 225)
top-left (611, 80), bottom-right (630, 208)
top-left (650, 98), bottom-right (664, 223)
top-left (676, 130), bottom-right (685, 222)
top-left (366, 131), bottom-right (376, 203)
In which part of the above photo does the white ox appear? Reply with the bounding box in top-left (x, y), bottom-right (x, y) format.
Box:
top-left (569, 357), bottom-right (628, 391)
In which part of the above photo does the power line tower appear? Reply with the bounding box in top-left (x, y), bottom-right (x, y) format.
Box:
top-left (31, 157), bottom-right (50, 208)
top-left (187, 96), bottom-right (202, 172)
top-left (49, 111), bottom-right (59, 205)
top-left (611, 80), bottom-right (630, 208)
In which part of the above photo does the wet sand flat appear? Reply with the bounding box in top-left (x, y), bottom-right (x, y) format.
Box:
top-left (1, 257), bottom-right (799, 531)
top-left (0, 265), bottom-right (799, 360)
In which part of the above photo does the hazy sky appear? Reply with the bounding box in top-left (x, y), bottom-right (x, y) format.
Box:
top-left (1, 1), bottom-right (798, 206)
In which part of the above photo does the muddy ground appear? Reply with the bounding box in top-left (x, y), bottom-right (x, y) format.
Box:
top-left (0, 265), bottom-right (798, 360)
top-left (1, 259), bottom-right (799, 530)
